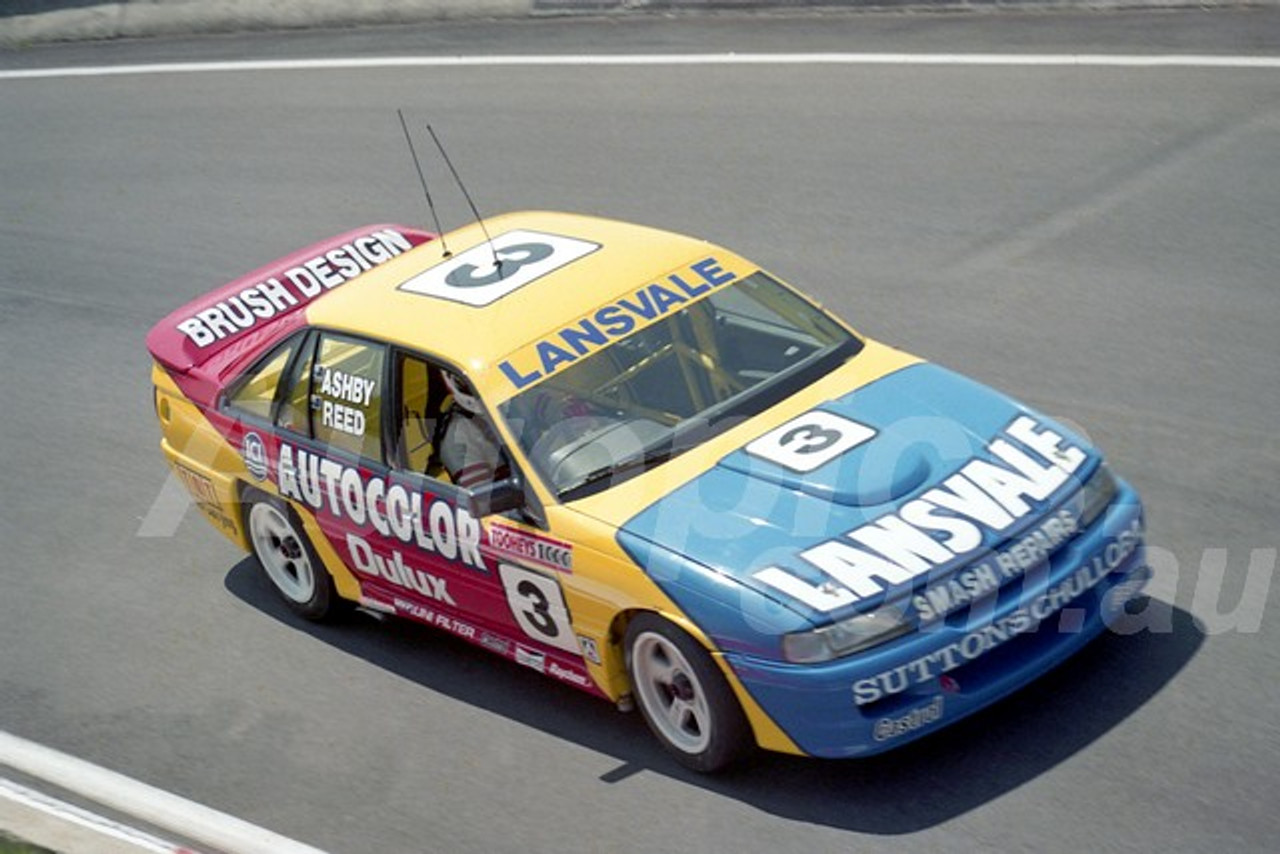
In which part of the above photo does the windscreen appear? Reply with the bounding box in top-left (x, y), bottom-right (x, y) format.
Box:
top-left (498, 271), bottom-right (860, 500)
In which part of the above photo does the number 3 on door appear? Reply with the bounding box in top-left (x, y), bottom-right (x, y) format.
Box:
top-left (498, 563), bottom-right (581, 653)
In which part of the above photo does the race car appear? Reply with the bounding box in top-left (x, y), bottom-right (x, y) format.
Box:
top-left (147, 211), bottom-right (1149, 772)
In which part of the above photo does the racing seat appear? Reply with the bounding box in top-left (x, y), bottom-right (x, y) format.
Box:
top-left (398, 357), bottom-right (437, 474)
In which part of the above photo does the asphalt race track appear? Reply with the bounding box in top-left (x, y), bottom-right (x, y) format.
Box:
top-left (2, 9), bottom-right (1278, 853)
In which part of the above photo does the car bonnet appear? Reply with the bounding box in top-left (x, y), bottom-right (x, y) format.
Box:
top-left (614, 362), bottom-right (1101, 630)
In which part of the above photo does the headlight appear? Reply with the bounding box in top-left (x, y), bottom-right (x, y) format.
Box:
top-left (1078, 462), bottom-right (1118, 528)
top-left (782, 606), bottom-right (911, 664)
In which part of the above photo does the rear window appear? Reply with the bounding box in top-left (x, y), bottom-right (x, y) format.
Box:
top-left (225, 337), bottom-right (297, 420)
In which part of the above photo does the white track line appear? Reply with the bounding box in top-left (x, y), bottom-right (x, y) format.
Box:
top-left (0, 777), bottom-right (191, 854)
top-left (1, 53), bottom-right (1279, 80)
top-left (0, 730), bottom-right (329, 854)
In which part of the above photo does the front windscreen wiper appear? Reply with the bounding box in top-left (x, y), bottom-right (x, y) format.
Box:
top-left (558, 447), bottom-right (674, 502)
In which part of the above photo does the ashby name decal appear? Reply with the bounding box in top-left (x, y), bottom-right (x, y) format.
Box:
top-left (315, 367), bottom-right (377, 438)
top-left (754, 416), bottom-right (1087, 612)
top-left (276, 442), bottom-right (487, 572)
top-left (176, 229), bottom-right (413, 348)
top-left (497, 256), bottom-right (739, 391)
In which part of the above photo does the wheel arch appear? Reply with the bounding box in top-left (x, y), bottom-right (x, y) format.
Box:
top-left (236, 480), bottom-right (364, 604)
top-left (605, 606), bottom-right (803, 757)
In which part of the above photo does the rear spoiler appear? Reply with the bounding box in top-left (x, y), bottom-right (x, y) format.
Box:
top-left (146, 224), bottom-right (435, 373)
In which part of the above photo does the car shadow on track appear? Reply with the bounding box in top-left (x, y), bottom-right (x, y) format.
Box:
top-left (226, 556), bottom-right (1202, 834)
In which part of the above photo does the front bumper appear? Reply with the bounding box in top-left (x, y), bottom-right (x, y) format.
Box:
top-left (726, 483), bottom-right (1149, 758)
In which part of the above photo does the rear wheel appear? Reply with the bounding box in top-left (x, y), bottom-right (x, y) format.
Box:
top-left (245, 494), bottom-right (335, 620)
top-left (625, 614), bottom-right (752, 773)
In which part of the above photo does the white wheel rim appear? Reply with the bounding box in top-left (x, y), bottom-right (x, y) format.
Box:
top-left (631, 631), bottom-right (713, 755)
top-left (248, 503), bottom-right (316, 604)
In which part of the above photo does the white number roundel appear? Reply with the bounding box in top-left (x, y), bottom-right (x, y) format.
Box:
top-left (397, 229), bottom-right (599, 306)
top-left (498, 563), bottom-right (580, 653)
top-left (744, 410), bottom-right (876, 473)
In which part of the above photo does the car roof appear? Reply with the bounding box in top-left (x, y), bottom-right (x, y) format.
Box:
top-left (307, 210), bottom-right (750, 400)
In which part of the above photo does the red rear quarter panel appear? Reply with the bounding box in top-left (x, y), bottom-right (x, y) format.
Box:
top-left (147, 224), bottom-right (434, 404)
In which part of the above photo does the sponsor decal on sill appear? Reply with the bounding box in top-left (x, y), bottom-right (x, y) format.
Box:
top-left (515, 645), bottom-right (547, 673)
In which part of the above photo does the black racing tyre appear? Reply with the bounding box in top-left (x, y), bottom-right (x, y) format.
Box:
top-left (625, 613), bottom-right (752, 773)
top-left (243, 491), bottom-right (337, 620)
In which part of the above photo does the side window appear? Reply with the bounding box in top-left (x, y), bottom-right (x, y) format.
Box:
top-left (226, 337), bottom-right (296, 420)
top-left (311, 333), bottom-right (386, 462)
top-left (391, 352), bottom-right (511, 489)
top-left (395, 353), bottom-right (440, 475)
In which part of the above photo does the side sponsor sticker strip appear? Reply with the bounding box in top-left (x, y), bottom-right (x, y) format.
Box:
top-left (385, 594), bottom-right (602, 695)
top-left (486, 522), bottom-right (574, 573)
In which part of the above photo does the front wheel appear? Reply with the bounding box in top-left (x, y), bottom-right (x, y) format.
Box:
top-left (625, 614), bottom-right (752, 773)
top-left (245, 494), bottom-right (335, 620)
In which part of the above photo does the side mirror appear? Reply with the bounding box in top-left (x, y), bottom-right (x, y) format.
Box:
top-left (467, 476), bottom-right (525, 519)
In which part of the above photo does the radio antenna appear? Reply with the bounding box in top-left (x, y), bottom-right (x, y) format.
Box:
top-left (397, 109), bottom-right (450, 258)
top-left (427, 124), bottom-right (501, 273)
